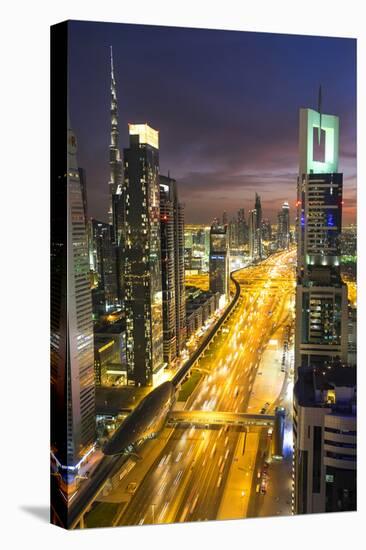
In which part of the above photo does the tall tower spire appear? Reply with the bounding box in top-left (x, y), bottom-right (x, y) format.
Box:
top-left (110, 44), bottom-right (114, 81)
top-left (108, 45), bottom-right (123, 225)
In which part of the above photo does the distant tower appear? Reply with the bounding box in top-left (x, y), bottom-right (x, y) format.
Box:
top-left (248, 209), bottom-right (258, 259)
top-left (108, 46), bottom-right (123, 225)
top-left (277, 201), bottom-right (290, 249)
top-left (254, 193), bottom-right (263, 258)
top-left (209, 223), bottom-right (230, 300)
top-left (108, 47), bottom-right (125, 304)
top-left (237, 208), bottom-right (248, 246)
top-left (228, 217), bottom-right (239, 249)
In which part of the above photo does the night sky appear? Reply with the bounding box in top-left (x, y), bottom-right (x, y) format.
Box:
top-left (69, 20), bottom-right (356, 225)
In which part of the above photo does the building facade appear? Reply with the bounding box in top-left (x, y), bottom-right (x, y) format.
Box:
top-left (90, 219), bottom-right (118, 311)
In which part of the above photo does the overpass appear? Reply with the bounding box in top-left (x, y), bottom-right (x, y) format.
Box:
top-left (168, 407), bottom-right (286, 460)
top-left (168, 410), bottom-right (275, 427)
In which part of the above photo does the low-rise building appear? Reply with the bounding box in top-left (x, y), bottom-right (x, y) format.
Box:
top-left (94, 321), bottom-right (127, 386)
top-left (185, 287), bottom-right (220, 338)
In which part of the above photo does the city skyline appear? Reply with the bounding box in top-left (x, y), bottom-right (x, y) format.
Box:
top-left (68, 21), bottom-right (356, 225)
top-left (51, 20), bottom-right (357, 529)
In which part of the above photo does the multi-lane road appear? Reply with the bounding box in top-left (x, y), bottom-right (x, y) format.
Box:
top-left (86, 249), bottom-right (296, 527)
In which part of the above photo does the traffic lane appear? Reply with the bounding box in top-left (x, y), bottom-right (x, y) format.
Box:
top-left (174, 426), bottom-right (239, 522)
top-left (118, 425), bottom-right (210, 525)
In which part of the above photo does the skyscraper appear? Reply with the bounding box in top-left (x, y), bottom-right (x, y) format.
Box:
top-left (51, 124), bottom-right (95, 486)
top-left (277, 201), bottom-right (290, 250)
top-left (293, 100), bottom-right (354, 515)
top-left (108, 46), bottom-right (124, 226)
top-left (124, 124), bottom-right (164, 386)
top-left (107, 47), bottom-right (125, 305)
top-left (160, 175), bottom-right (186, 357)
top-left (160, 178), bottom-right (177, 365)
top-left (295, 106), bottom-right (348, 370)
top-left (209, 222), bottom-right (230, 301)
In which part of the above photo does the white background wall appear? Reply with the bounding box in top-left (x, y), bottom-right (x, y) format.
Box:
top-left (1, 1), bottom-right (364, 549)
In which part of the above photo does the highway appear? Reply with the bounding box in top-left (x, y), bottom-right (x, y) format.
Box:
top-left (86, 249), bottom-right (296, 526)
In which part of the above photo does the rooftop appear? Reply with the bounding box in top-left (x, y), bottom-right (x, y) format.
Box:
top-left (129, 123), bottom-right (159, 149)
top-left (94, 320), bottom-right (125, 335)
top-left (295, 364), bottom-right (356, 412)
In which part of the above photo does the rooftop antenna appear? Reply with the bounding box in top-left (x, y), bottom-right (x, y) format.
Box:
top-left (317, 84), bottom-right (322, 145)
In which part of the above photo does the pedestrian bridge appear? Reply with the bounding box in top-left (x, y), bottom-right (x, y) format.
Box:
top-left (167, 408), bottom-right (286, 460)
top-left (168, 409), bottom-right (275, 427)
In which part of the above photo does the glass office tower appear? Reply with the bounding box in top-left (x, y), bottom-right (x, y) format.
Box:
top-left (124, 124), bottom-right (164, 386)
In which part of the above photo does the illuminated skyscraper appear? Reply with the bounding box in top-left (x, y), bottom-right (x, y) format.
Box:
top-left (51, 124), bottom-right (95, 485)
top-left (160, 178), bottom-right (177, 365)
top-left (295, 106), bottom-right (348, 370)
top-left (209, 223), bottom-right (229, 300)
top-left (294, 99), bottom-right (353, 516)
top-left (124, 124), bottom-right (164, 386)
top-left (108, 46), bottom-right (123, 225)
top-left (107, 47), bottom-right (125, 304)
